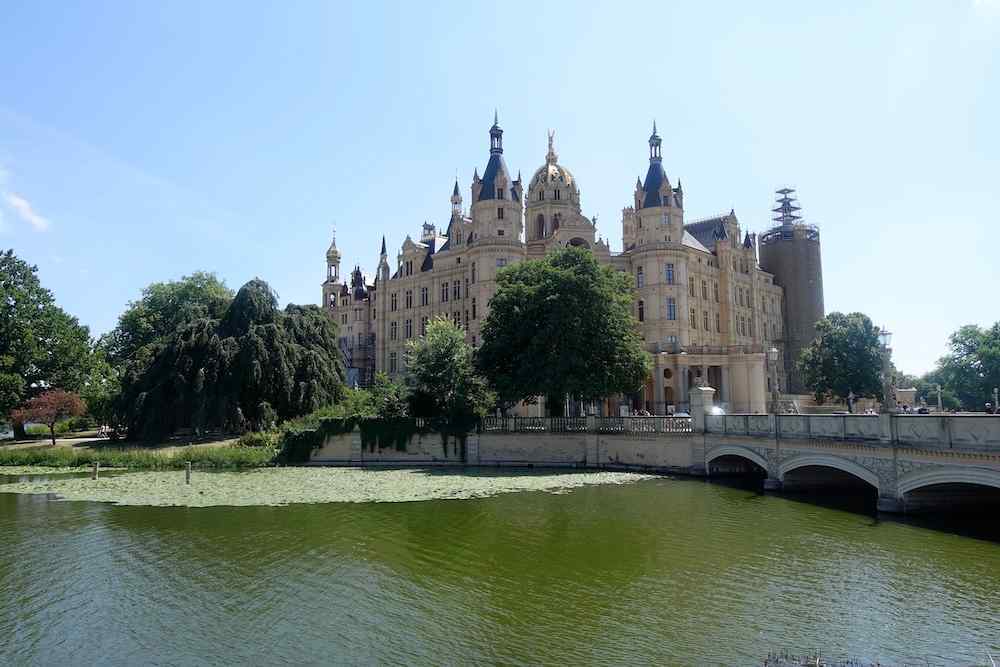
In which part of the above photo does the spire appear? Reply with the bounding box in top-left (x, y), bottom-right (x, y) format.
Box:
top-left (636, 176), bottom-right (643, 190)
top-left (489, 112), bottom-right (503, 154)
top-left (326, 225), bottom-right (340, 260)
top-left (649, 120), bottom-right (662, 162)
top-left (380, 235), bottom-right (387, 257)
top-left (546, 129), bottom-right (558, 165)
top-left (451, 177), bottom-right (462, 215)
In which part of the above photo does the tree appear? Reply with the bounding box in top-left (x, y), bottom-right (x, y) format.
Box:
top-left (104, 271), bottom-right (233, 374)
top-left (798, 312), bottom-right (884, 406)
top-left (0, 250), bottom-right (92, 436)
top-left (119, 279), bottom-right (345, 440)
top-left (931, 323), bottom-right (1000, 410)
top-left (368, 372), bottom-right (409, 419)
top-left (406, 317), bottom-right (493, 429)
top-left (476, 247), bottom-right (651, 413)
top-left (12, 389), bottom-right (86, 446)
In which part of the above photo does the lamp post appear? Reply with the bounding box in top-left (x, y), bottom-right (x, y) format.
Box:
top-left (768, 346), bottom-right (780, 414)
top-left (935, 383), bottom-right (943, 412)
top-left (879, 328), bottom-right (896, 414)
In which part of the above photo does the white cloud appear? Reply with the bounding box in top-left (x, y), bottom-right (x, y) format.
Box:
top-left (5, 192), bottom-right (51, 231)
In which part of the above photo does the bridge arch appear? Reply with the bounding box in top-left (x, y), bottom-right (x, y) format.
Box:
top-left (778, 454), bottom-right (880, 492)
top-left (705, 445), bottom-right (768, 471)
top-left (897, 466), bottom-right (1000, 496)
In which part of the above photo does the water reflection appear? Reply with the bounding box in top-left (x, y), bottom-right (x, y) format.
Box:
top-left (1, 475), bottom-right (998, 665)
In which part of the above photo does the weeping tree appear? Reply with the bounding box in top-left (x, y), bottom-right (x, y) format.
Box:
top-left (120, 279), bottom-right (345, 440)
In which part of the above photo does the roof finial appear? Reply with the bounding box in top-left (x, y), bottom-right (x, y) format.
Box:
top-left (546, 129), bottom-right (558, 164)
top-left (648, 120), bottom-right (663, 161)
top-left (489, 111), bottom-right (503, 154)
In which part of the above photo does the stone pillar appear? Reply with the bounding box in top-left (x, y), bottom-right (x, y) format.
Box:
top-left (678, 363), bottom-right (689, 411)
top-left (653, 359), bottom-right (665, 414)
top-left (350, 425), bottom-right (363, 463)
top-left (689, 385), bottom-right (716, 432)
top-left (719, 366), bottom-right (730, 409)
top-left (879, 413), bottom-right (894, 443)
top-left (876, 494), bottom-right (903, 513)
top-left (748, 356), bottom-right (767, 414)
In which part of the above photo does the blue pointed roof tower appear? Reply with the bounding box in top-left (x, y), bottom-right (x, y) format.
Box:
top-left (640, 120), bottom-right (670, 209)
top-left (477, 111), bottom-right (513, 202)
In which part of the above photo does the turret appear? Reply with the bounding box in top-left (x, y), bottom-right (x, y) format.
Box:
top-left (451, 178), bottom-right (462, 216)
top-left (631, 122), bottom-right (681, 246)
top-left (325, 227), bottom-right (341, 282)
top-left (377, 235), bottom-right (390, 282)
top-left (470, 112), bottom-right (523, 241)
top-left (758, 188), bottom-right (824, 394)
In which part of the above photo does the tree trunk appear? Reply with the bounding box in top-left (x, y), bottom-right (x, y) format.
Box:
top-left (13, 419), bottom-right (26, 440)
top-left (49, 424), bottom-right (57, 447)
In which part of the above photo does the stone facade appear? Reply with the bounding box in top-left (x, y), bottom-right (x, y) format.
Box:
top-left (322, 117), bottom-right (797, 414)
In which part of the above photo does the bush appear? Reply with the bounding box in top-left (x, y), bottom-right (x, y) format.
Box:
top-left (64, 415), bottom-right (97, 431)
top-left (235, 430), bottom-right (280, 449)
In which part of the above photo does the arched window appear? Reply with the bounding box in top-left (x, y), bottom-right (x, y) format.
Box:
top-left (553, 214), bottom-right (561, 230)
top-left (636, 266), bottom-right (644, 288)
top-left (554, 189), bottom-right (561, 201)
top-left (536, 214), bottom-right (545, 239)
top-left (638, 300), bottom-right (645, 322)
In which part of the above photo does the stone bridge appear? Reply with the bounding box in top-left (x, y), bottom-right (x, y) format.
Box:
top-left (700, 407), bottom-right (1000, 513)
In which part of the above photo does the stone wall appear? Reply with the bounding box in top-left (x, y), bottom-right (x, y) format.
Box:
top-left (311, 429), bottom-right (464, 464)
top-left (311, 426), bottom-right (700, 471)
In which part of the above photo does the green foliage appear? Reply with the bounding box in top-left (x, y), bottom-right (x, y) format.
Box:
top-left (79, 344), bottom-right (121, 427)
top-left (119, 279), bottom-right (345, 440)
top-left (406, 317), bottom-right (493, 432)
top-left (368, 372), bottom-right (409, 419)
top-left (235, 429), bottom-right (281, 449)
top-left (927, 323), bottom-right (1000, 410)
top-left (103, 271), bottom-right (233, 373)
top-left (0, 250), bottom-right (93, 425)
top-left (0, 444), bottom-right (275, 469)
top-left (798, 312), bottom-right (884, 404)
top-left (477, 247), bottom-right (651, 410)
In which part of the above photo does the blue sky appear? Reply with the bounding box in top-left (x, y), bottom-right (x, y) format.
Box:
top-left (1, 0), bottom-right (997, 375)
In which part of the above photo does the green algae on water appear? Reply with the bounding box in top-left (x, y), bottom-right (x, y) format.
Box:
top-left (0, 467), bottom-right (658, 507)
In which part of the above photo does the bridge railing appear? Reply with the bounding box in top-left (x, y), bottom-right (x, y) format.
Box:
top-left (480, 416), bottom-right (693, 434)
top-left (704, 412), bottom-right (1000, 450)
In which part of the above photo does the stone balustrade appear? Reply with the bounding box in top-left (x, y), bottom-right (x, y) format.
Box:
top-left (705, 413), bottom-right (1000, 452)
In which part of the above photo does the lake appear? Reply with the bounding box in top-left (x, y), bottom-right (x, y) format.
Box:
top-left (1, 471), bottom-right (998, 665)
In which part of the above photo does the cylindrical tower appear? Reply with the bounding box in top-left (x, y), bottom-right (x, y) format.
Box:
top-left (758, 188), bottom-right (824, 395)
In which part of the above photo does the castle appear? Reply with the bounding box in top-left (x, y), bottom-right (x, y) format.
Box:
top-left (323, 116), bottom-right (824, 415)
